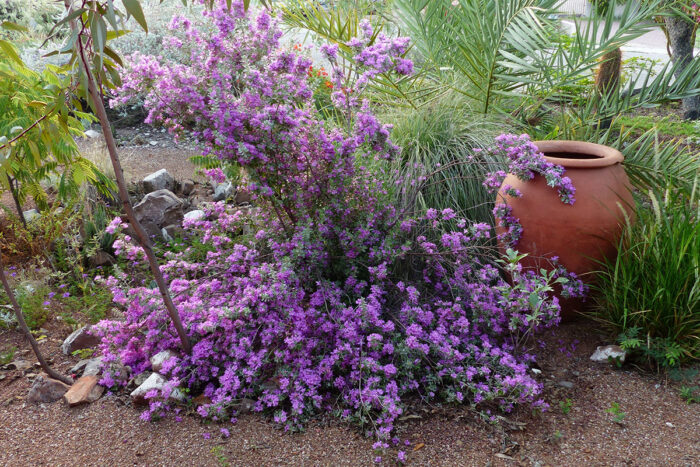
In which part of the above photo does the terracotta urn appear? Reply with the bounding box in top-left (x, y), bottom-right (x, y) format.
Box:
top-left (495, 140), bottom-right (634, 320)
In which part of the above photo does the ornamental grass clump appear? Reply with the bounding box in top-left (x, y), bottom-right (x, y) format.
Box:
top-left (99, 0), bottom-right (584, 446)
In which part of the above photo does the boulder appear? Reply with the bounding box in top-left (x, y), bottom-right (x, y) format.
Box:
top-left (61, 326), bottom-right (100, 355)
top-left (150, 350), bottom-right (178, 373)
top-left (590, 345), bottom-right (627, 364)
top-left (63, 375), bottom-right (103, 406)
top-left (143, 169), bottom-right (175, 194)
top-left (26, 375), bottom-right (71, 404)
top-left (130, 373), bottom-right (184, 405)
top-left (84, 129), bottom-right (102, 139)
top-left (133, 189), bottom-right (184, 238)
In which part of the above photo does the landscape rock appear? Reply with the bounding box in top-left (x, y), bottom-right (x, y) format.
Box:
top-left (130, 371), bottom-right (153, 389)
top-left (213, 181), bottom-right (233, 201)
top-left (184, 210), bottom-right (205, 222)
top-left (89, 251), bottom-right (116, 268)
top-left (23, 209), bottom-right (41, 223)
top-left (130, 373), bottom-right (184, 405)
top-left (181, 179), bottom-right (195, 196)
top-left (558, 380), bottom-right (574, 389)
top-left (63, 375), bottom-right (103, 406)
top-left (590, 345), bottom-right (627, 364)
top-left (7, 360), bottom-right (32, 371)
top-left (61, 326), bottom-right (100, 355)
top-left (84, 129), bottom-right (102, 139)
top-left (133, 189), bottom-right (184, 238)
top-left (234, 187), bottom-right (252, 205)
top-left (143, 169), bottom-right (175, 194)
top-left (26, 375), bottom-right (71, 404)
top-left (70, 357), bottom-right (103, 377)
top-left (150, 350), bottom-right (178, 373)
top-left (162, 224), bottom-right (183, 240)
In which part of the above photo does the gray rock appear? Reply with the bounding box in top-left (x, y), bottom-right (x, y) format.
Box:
top-left (130, 373), bottom-right (184, 405)
top-left (590, 345), bottom-right (627, 364)
top-left (558, 380), bottom-right (574, 389)
top-left (213, 182), bottom-right (233, 202)
top-left (143, 169), bottom-right (175, 194)
top-left (26, 375), bottom-right (71, 404)
top-left (150, 350), bottom-right (178, 373)
top-left (184, 210), bottom-right (205, 222)
top-left (23, 209), bottom-right (40, 223)
top-left (8, 360), bottom-right (32, 371)
top-left (83, 357), bottom-right (103, 376)
top-left (130, 371), bottom-right (153, 389)
top-left (181, 179), bottom-right (195, 196)
top-left (133, 189), bottom-right (184, 238)
top-left (89, 251), bottom-right (116, 268)
top-left (149, 140), bottom-right (158, 146)
top-left (84, 129), bottom-right (101, 139)
top-left (61, 326), bottom-right (100, 355)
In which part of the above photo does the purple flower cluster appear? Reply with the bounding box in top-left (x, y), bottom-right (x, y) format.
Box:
top-left (483, 134), bottom-right (576, 205)
top-left (483, 134), bottom-right (576, 246)
top-left (99, 1), bottom-right (585, 447)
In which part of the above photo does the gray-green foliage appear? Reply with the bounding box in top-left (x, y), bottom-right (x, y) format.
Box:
top-left (386, 93), bottom-right (504, 222)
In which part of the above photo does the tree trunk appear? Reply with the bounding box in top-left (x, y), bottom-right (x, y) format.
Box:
top-left (63, 0), bottom-right (191, 354)
top-left (664, 16), bottom-right (700, 120)
top-left (7, 175), bottom-right (26, 228)
top-left (0, 254), bottom-right (72, 385)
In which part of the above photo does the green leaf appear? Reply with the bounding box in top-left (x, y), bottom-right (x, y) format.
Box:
top-left (122, 0), bottom-right (148, 33)
top-left (0, 40), bottom-right (23, 66)
top-left (1, 21), bottom-right (29, 33)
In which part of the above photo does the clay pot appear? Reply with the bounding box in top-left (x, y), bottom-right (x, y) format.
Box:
top-left (495, 140), bottom-right (634, 320)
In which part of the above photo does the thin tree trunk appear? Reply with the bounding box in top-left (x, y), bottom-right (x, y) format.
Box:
top-left (7, 175), bottom-right (26, 228)
top-left (664, 16), bottom-right (700, 120)
top-left (0, 254), bottom-right (72, 385)
top-left (64, 1), bottom-right (191, 354)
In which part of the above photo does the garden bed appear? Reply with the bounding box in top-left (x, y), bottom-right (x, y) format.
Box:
top-left (1, 320), bottom-right (698, 465)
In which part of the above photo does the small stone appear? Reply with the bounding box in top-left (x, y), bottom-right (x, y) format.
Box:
top-left (213, 182), bottom-right (233, 202)
top-left (131, 134), bottom-right (146, 146)
top-left (130, 373), bottom-right (184, 405)
top-left (23, 209), bottom-right (41, 223)
top-left (84, 129), bottom-right (101, 139)
top-left (83, 357), bottom-right (103, 376)
top-left (89, 251), bottom-right (116, 268)
top-left (558, 380), bottom-right (574, 389)
top-left (181, 179), bottom-right (195, 196)
top-left (150, 350), bottom-right (178, 373)
top-left (149, 140), bottom-right (158, 146)
top-left (236, 398), bottom-right (256, 414)
top-left (184, 210), bottom-right (205, 222)
top-left (61, 326), bottom-right (100, 355)
top-left (130, 371), bottom-right (152, 389)
top-left (234, 187), bottom-right (252, 205)
top-left (9, 360), bottom-right (32, 371)
top-left (590, 345), bottom-right (626, 364)
top-left (63, 375), bottom-right (100, 406)
top-left (531, 368), bottom-right (542, 375)
top-left (666, 422), bottom-right (675, 428)
top-left (26, 375), bottom-right (71, 404)
top-left (143, 169), bottom-right (175, 194)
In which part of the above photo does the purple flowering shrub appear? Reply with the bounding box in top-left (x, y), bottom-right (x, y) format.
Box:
top-left (98, 1), bottom-right (585, 443)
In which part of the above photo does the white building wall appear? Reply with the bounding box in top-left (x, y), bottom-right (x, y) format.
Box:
top-left (558, 0), bottom-right (591, 16)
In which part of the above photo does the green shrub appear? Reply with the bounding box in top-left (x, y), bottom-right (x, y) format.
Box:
top-left (592, 184), bottom-right (700, 367)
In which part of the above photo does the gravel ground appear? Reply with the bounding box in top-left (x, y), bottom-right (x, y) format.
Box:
top-left (1, 321), bottom-right (698, 467)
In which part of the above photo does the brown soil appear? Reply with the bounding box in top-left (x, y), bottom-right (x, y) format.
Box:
top-left (1, 320), bottom-right (698, 466)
